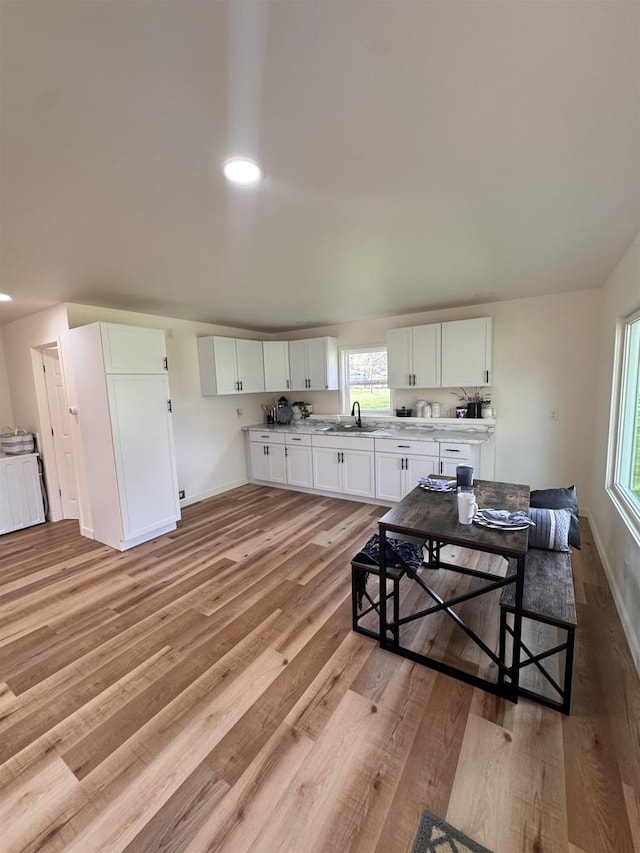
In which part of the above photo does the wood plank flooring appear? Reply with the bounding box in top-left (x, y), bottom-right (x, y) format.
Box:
top-left (0, 484), bottom-right (638, 852)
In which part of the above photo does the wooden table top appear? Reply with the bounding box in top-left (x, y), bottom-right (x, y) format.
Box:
top-left (378, 479), bottom-right (531, 557)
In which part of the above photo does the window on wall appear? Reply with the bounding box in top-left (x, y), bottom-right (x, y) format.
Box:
top-left (611, 307), bottom-right (640, 532)
top-left (341, 347), bottom-right (391, 414)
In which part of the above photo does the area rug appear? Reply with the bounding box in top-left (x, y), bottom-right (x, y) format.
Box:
top-left (412, 809), bottom-right (492, 853)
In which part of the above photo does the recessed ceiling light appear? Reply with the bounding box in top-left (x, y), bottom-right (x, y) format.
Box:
top-left (0, 293), bottom-right (12, 302)
top-left (222, 157), bottom-right (263, 186)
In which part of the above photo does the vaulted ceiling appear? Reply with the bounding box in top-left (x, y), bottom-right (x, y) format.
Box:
top-left (1, 0), bottom-right (639, 330)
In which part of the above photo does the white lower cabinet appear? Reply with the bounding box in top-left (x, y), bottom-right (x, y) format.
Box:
top-left (311, 435), bottom-right (375, 498)
top-left (249, 432), bottom-right (287, 484)
top-left (248, 429), bottom-right (486, 502)
top-left (0, 453), bottom-right (45, 535)
top-left (375, 438), bottom-right (439, 501)
top-left (438, 442), bottom-right (478, 477)
top-left (284, 434), bottom-right (313, 488)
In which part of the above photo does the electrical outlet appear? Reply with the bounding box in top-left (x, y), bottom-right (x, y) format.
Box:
top-left (236, 408), bottom-right (243, 418)
top-left (178, 489), bottom-right (185, 500)
top-left (550, 408), bottom-right (560, 421)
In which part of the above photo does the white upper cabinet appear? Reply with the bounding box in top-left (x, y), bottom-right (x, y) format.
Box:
top-left (441, 317), bottom-right (493, 387)
top-left (198, 336), bottom-right (265, 395)
top-left (263, 341), bottom-right (290, 392)
top-left (288, 337), bottom-right (338, 391)
top-left (387, 317), bottom-right (493, 389)
top-left (387, 324), bottom-right (441, 389)
top-left (100, 324), bottom-right (168, 374)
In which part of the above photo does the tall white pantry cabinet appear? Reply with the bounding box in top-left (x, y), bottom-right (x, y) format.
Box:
top-left (70, 323), bottom-right (181, 551)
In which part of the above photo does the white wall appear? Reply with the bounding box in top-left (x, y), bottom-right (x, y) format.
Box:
top-left (283, 289), bottom-right (601, 507)
top-left (2, 304), bottom-right (70, 430)
top-left (589, 231), bottom-right (640, 673)
top-left (0, 327), bottom-right (14, 427)
top-left (65, 304), bottom-right (277, 506)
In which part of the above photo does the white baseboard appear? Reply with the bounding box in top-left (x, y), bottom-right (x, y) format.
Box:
top-left (588, 514), bottom-right (640, 677)
top-left (80, 525), bottom-right (94, 539)
top-left (180, 478), bottom-right (249, 508)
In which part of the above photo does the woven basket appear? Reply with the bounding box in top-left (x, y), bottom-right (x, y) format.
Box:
top-left (1, 430), bottom-right (35, 455)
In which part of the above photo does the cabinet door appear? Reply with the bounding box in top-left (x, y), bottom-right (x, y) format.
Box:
top-left (107, 374), bottom-right (180, 541)
top-left (312, 447), bottom-right (342, 493)
top-left (286, 445), bottom-right (313, 488)
top-left (441, 317), bottom-right (492, 387)
top-left (375, 453), bottom-right (404, 502)
top-left (405, 454), bottom-right (438, 496)
top-left (342, 449), bottom-right (375, 498)
top-left (250, 442), bottom-right (270, 481)
top-left (101, 324), bottom-right (167, 374)
top-left (263, 341), bottom-right (290, 392)
top-left (387, 328), bottom-right (412, 389)
top-left (235, 339), bottom-right (264, 393)
top-left (306, 338), bottom-right (329, 390)
top-left (412, 324), bottom-right (441, 389)
top-left (288, 340), bottom-right (308, 391)
top-left (212, 337), bottom-right (239, 394)
top-left (267, 445), bottom-right (288, 484)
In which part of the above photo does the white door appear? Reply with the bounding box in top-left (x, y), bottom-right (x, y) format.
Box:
top-left (107, 374), bottom-right (180, 541)
top-left (306, 338), bottom-right (328, 390)
top-left (375, 453), bottom-right (404, 502)
top-left (286, 445), bottom-right (313, 488)
top-left (101, 324), bottom-right (167, 373)
top-left (441, 317), bottom-right (492, 387)
top-left (250, 442), bottom-right (270, 480)
top-left (405, 454), bottom-right (439, 496)
top-left (312, 447), bottom-right (342, 493)
top-left (263, 341), bottom-right (290, 392)
top-left (42, 347), bottom-right (79, 519)
top-left (387, 328), bottom-right (412, 389)
top-left (213, 337), bottom-right (239, 394)
top-left (236, 339), bottom-right (265, 393)
top-left (288, 340), bottom-right (308, 391)
top-left (342, 449), bottom-right (375, 498)
top-left (412, 324), bottom-right (441, 389)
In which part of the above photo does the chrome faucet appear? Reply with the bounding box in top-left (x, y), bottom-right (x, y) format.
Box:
top-left (351, 400), bottom-right (362, 427)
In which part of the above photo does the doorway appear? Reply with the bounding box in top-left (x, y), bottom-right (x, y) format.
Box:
top-left (38, 344), bottom-right (80, 520)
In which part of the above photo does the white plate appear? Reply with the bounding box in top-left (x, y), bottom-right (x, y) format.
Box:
top-left (473, 514), bottom-right (529, 531)
top-left (419, 483), bottom-right (456, 492)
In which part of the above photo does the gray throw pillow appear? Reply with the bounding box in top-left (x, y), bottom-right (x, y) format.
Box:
top-left (530, 485), bottom-right (581, 549)
top-left (528, 507), bottom-right (572, 552)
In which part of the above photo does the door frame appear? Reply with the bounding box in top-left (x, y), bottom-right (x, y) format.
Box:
top-left (30, 339), bottom-right (78, 522)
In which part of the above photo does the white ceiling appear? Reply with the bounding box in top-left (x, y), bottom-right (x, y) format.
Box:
top-left (1, 0), bottom-right (639, 331)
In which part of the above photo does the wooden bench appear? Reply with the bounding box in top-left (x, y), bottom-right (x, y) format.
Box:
top-left (499, 548), bottom-right (577, 714)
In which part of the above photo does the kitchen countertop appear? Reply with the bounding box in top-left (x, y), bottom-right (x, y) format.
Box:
top-left (244, 419), bottom-right (495, 444)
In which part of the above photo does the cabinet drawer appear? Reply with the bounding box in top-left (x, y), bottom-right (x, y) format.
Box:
top-left (285, 433), bottom-right (312, 447)
top-left (374, 437), bottom-right (438, 457)
top-left (249, 431), bottom-right (286, 445)
top-left (439, 442), bottom-right (473, 460)
top-left (312, 434), bottom-right (375, 452)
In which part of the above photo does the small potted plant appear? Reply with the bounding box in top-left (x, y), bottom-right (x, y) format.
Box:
top-left (291, 401), bottom-right (313, 420)
top-left (452, 388), bottom-right (491, 419)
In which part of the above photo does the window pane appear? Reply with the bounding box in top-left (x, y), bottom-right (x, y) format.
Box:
top-left (346, 349), bottom-right (390, 412)
top-left (633, 391), bottom-right (640, 496)
top-left (615, 312), bottom-right (640, 513)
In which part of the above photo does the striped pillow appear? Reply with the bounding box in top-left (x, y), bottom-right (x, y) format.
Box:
top-left (528, 507), bottom-right (572, 552)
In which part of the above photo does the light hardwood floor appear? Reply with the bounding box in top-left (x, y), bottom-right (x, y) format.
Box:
top-left (0, 485), bottom-right (638, 853)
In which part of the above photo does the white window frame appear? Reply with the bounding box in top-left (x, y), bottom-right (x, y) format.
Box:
top-left (608, 306), bottom-right (640, 544)
top-left (340, 346), bottom-right (393, 415)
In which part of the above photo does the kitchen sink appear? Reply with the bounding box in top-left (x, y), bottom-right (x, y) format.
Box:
top-left (326, 424), bottom-right (380, 434)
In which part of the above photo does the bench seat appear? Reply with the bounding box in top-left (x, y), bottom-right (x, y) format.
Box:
top-left (500, 548), bottom-right (577, 714)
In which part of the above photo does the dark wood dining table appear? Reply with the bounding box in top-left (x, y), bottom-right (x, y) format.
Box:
top-left (378, 479), bottom-right (530, 702)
